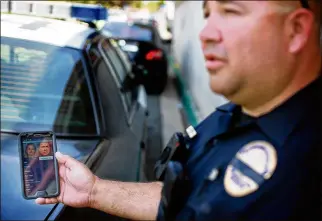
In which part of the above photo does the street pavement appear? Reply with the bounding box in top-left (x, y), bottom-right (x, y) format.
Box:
top-left (160, 76), bottom-right (185, 146)
top-left (145, 76), bottom-right (184, 180)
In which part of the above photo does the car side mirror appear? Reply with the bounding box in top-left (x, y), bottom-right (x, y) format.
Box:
top-left (120, 64), bottom-right (148, 93)
top-left (120, 74), bottom-right (136, 93)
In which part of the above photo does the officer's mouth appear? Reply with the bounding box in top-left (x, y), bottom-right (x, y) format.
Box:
top-left (204, 54), bottom-right (225, 72)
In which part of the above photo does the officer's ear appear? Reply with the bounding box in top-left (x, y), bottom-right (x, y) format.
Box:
top-left (285, 8), bottom-right (315, 53)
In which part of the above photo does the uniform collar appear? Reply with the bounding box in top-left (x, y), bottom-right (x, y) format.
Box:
top-left (216, 102), bottom-right (237, 113)
top-left (257, 76), bottom-right (322, 146)
top-left (216, 75), bottom-right (322, 146)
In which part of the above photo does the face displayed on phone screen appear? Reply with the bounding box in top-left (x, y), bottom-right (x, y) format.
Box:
top-left (21, 135), bottom-right (58, 198)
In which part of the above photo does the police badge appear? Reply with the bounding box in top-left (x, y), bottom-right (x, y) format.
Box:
top-left (224, 141), bottom-right (278, 197)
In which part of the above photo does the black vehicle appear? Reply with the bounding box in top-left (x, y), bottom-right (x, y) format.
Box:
top-left (103, 21), bottom-right (171, 95)
top-left (1, 11), bottom-right (150, 221)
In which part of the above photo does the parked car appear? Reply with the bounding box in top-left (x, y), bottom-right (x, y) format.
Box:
top-left (103, 21), bottom-right (171, 95)
top-left (1, 5), bottom-right (149, 221)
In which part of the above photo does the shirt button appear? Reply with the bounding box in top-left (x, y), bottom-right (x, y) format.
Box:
top-left (207, 168), bottom-right (219, 181)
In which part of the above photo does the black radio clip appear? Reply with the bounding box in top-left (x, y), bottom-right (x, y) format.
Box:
top-left (154, 126), bottom-right (197, 181)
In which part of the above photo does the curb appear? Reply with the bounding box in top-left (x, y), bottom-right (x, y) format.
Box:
top-left (168, 56), bottom-right (199, 128)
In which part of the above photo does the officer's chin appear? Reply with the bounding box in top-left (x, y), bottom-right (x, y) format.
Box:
top-left (209, 76), bottom-right (226, 95)
top-left (209, 72), bottom-right (239, 97)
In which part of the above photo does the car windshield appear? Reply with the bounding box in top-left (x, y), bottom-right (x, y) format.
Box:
top-left (1, 37), bottom-right (97, 135)
top-left (103, 22), bottom-right (153, 42)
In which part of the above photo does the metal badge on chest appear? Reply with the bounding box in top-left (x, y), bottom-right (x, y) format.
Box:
top-left (224, 141), bottom-right (278, 197)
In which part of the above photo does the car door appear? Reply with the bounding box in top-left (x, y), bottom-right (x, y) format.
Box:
top-left (50, 36), bottom-right (137, 221)
top-left (99, 38), bottom-right (149, 180)
top-left (85, 35), bottom-right (146, 182)
top-left (106, 38), bottom-right (149, 135)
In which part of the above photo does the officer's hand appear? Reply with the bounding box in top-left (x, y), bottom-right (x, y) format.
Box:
top-left (35, 152), bottom-right (98, 208)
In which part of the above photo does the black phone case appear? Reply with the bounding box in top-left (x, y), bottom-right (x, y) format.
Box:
top-left (18, 131), bottom-right (60, 200)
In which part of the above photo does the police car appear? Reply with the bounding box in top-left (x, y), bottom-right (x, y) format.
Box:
top-left (1, 2), bottom-right (149, 220)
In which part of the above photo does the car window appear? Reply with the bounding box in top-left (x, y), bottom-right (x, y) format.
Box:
top-left (101, 39), bottom-right (126, 83)
top-left (1, 37), bottom-right (97, 135)
top-left (1, 44), bottom-right (10, 63)
top-left (88, 43), bottom-right (131, 119)
top-left (103, 22), bottom-right (153, 42)
top-left (100, 39), bottom-right (132, 108)
top-left (109, 39), bottom-right (132, 74)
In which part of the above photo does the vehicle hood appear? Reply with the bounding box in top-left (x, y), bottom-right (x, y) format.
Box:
top-left (1, 133), bottom-right (100, 220)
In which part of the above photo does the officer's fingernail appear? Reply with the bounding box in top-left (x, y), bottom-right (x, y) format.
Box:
top-left (55, 152), bottom-right (63, 158)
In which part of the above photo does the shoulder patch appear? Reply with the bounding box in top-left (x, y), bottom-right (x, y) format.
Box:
top-left (224, 141), bottom-right (277, 197)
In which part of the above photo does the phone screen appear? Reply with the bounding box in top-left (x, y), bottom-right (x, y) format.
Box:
top-left (20, 132), bottom-right (59, 198)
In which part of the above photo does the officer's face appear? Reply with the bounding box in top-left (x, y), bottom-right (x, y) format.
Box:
top-left (200, 1), bottom-right (308, 106)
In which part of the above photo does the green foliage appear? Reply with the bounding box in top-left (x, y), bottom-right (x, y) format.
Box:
top-left (51, 0), bottom-right (163, 9)
top-left (145, 1), bottom-right (163, 12)
top-left (54, 0), bottom-right (142, 8)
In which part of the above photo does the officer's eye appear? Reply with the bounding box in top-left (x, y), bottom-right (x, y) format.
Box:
top-left (223, 8), bottom-right (239, 14)
top-left (219, 6), bottom-right (241, 15)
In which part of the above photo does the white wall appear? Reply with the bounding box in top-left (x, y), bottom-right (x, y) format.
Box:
top-left (172, 1), bottom-right (227, 121)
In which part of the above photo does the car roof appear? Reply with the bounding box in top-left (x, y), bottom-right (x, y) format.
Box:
top-left (105, 21), bottom-right (155, 31)
top-left (1, 13), bottom-right (96, 49)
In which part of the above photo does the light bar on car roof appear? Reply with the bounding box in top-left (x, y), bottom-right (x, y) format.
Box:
top-left (71, 3), bottom-right (108, 21)
top-left (1, 1), bottom-right (108, 21)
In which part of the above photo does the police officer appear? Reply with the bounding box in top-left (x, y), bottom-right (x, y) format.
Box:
top-left (36, 1), bottom-right (322, 220)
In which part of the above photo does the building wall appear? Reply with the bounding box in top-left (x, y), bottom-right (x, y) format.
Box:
top-left (172, 1), bottom-right (227, 121)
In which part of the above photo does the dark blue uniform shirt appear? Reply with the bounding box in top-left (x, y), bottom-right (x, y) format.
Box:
top-left (160, 75), bottom-right (322, 221)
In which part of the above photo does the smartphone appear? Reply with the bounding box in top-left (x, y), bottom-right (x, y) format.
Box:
top-left (19, 131), bottom-right (60, 199)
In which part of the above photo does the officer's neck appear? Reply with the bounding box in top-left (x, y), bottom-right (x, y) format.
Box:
top-left (242, 60), bottom-right (321, 118)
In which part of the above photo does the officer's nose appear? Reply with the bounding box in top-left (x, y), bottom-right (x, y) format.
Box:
top-left (199, 15), bottom-right (222, 50)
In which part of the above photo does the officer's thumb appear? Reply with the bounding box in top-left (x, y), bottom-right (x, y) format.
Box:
top-left (55, 152), bottom-right (79, 169)
top-left (55, 151), bottom-right (64, 162)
